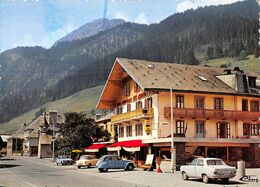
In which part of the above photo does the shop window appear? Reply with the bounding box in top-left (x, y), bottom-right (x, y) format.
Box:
top-left (135, 124), bottom-right (143, 136)
top-left (119, 126), bottom-right (124, 138)
top-left (136, 101), bottom-right (142, 109)
top-left (176, 95), bottom-right (184, 108)
top-left (242, 99), bottom-right (248, 111)
top-left (214, 98), bottom-right (224, 110)
top-left (145, 97), bottom-right (153, 108)
top-left (127, 104), bottom-right (131, 112)
top-left (176, 120), bottom-right (185, 135)
top-left (250, 100), bottom-right (259, 112)
top-left (195, 96), bottom-right (205, 109)
top-left (126, 126), bottom-right (132, 137)
top-left (124, 83), bottom-right (130, 96)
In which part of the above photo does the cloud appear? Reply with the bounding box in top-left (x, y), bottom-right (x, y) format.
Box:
top-left (134, 13), bottom-right (148, 24)
top-left (176, 0), bottom-right (243, 13)
top-left (114, 11), bottom-right (130, 21)
top-left (176, 1), bottom-right (196, 13)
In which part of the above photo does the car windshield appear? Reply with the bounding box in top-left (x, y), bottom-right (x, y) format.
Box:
top-left (207, 160), bottom-right (224, 166)
top-left (80, 155), bottom-right (91, 160)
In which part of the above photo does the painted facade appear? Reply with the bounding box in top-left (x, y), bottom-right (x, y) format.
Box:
top-left (97, 58), bottom-right (260, 168)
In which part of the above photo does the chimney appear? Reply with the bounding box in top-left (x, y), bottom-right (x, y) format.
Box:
top-left (217, 67), bottom-right (249, 93)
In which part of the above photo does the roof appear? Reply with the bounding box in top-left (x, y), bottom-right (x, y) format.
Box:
top-left (95, 113), bottom-right (114, 123)
top-left (0, 135), bottom-right (11, 142)
top-left (97, 58), bottom-right (260, 109)
top-left (117, 58), bottom-right (236, 93)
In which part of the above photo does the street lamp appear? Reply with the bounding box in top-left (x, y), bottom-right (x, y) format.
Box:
top-left (148, 64), bottom-right (175, 173)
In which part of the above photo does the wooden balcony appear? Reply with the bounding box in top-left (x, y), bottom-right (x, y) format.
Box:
top-left (111, 108), bottom-right (154, 123)
top-left (164, 107), bottom-right (260, 121)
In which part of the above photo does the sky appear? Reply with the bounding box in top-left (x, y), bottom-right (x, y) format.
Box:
top-left (0, 0), bottom-right (243, 52)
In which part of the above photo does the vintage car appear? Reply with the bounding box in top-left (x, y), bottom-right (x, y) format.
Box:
top-left (180, 158), bottom-right (236, 183)
top-left (76, 155), bottom-right (99, 169)
top-left (96, 155), bottom-right (135, 172)
top-left (55, 156), bottom-right (74, 166)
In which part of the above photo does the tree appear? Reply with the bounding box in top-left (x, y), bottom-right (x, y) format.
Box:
top-left (239, 50), bottom-right (247, 60)
top-left (214, 44), bottom-right (223, 58)
top-left (206, 47), bottom-right (214, 60)
top-left (56, 112), bottom-right (110, 152)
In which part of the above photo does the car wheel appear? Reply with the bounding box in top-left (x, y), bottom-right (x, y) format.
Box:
top-left (202, 174), bottom-right (209, 183)
top-left (88, 163), bottom-right (92, 168)
top-left (98, 168), bottom-right (104, 172)
top-left (126, 164), bottom-right (134, 171)
top-left (182, 171), bottom-right (189, 180)
top-left (221, 178), bottom-right (229, 183)
top-left (77, 166), bottom-right (81, 169)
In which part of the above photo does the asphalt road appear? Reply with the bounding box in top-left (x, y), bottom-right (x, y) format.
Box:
top-left (0, 157), bottom-right (146, 187)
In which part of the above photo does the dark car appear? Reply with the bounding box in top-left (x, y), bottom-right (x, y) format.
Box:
top-left (96, 155), bottom-right (135, 172)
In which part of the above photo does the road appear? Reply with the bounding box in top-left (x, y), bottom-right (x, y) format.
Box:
top-left (0, 156), bottom-right (259, 187)
top-left (0, 157), bottom-right (146, 187)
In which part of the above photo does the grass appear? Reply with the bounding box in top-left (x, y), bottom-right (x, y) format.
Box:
top-left (206, 55), bottom-right (260, 72)
top-left (0, 85), bottom-right (104, 134)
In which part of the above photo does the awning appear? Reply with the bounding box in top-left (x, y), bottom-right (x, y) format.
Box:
top-left (85, 143), bottom-right (107, 153)
top-left (107, 146), bottom-right (121, 151)
top-left (107, 140), bottom-right (147, 152)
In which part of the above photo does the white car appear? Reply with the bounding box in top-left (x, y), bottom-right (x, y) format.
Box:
top-left (180, 158), bottom-right (236, 183)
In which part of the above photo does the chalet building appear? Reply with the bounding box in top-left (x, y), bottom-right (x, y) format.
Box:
top-left (7, 111), bottom-right (64, 158)
top-left (97, 58), bottom-right (260, 168)
top-left (0, 134), bottom-right (11, 155)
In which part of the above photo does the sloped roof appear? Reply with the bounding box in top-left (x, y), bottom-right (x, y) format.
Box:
top-left (0, 135), bottom-right (11, 142)
top-left (118, 58), bottom-right (236, 94)
top-left (97, 58), bottom-right (260, 109)
top-left (95, 112), bottom-right (114, 123)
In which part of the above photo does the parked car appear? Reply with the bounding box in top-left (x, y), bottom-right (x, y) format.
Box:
top-left (76, 155), bottom-right (99, 169)
top-left (55, 156), bottom-right (74, 166)
top-left (180, 158), bottom-right (236, 183)
top-left (96, 155), bottom-right (135, 172)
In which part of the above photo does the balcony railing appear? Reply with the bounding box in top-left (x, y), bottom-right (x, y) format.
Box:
top-left (164, 107), bottom-right (260, 121)
top-left (111, 108), bottom-right (154, 123)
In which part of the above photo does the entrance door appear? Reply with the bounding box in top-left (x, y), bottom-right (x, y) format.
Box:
top-left (196, 121), bottom-right (204, 138)
top-left (217, 122), bottom-right (230, 138)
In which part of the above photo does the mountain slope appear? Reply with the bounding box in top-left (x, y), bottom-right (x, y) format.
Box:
top-left (53, 18), bottom-right (125, 47)
top-left (0, 85), bottom-right (104, 134)
top-left (0, 0), bottom-right (258, 124)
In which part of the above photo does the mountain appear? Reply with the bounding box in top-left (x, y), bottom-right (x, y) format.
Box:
top-left (0, 0), bottom-right (258, 125)
top-left (0, 85), bottom-right (104, 134)
top-left (53, 18), bottom-right (125, 47)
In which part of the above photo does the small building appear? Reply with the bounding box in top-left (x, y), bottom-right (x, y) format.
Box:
top-left (0, 134), bottom-right (11, 155)
top-left (95, 113), bottom-right (115, 141)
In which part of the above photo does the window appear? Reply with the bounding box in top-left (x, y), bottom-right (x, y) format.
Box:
top-left (217, 122), bottom-right (230, 138)
top-left (243, 123), bottom-right (251, 136)
top-left (250, 100), bottom-right (259, 112)
top-left (242, 99), bottom-right (248, 111)
top-left (134, 82), bottom-right (140, 93)
top-left (127, 104), bottom-right (131, 112)
top-left (251, 124), bottom-right (258, 136)
top-left (126, 126), bottom-right (132, 137)
top-left (190, 159), bottom-right (198, 165)
top-left (119, 126), bottom-right (124, 138)
top-left (176, 95), bottom-right (184, 108)
top-left (214, 98), bottom-right (224, 110)
top-left (136, 101), bottom-right (143, 109)
top-left (176, 120), bottom-right (185, 135)
top-left (195, 96), bottom-right (205, 109)
top-left (124, 83), bottom-right (130, 96)
top-left (135, 124), bottom-right (143, 136)
top-left (197, 159), bottom-right (204, 166)
top-left (145, 97), bottom-right (153, 108)
top-left (116, 107), bottom-right (123, 114)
